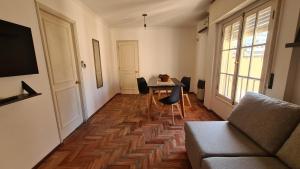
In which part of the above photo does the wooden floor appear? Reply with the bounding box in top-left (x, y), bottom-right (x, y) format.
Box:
top-left (36, 94), bottom-right (221, 169)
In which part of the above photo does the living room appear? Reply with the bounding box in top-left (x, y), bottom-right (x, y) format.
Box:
top-left (0, 0), bottom-right (299, 169)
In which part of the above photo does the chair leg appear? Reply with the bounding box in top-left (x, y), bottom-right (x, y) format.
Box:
top-left (176, 103), bottom-right (184, 119)
top-left (172, 104), bottom-right (175, 125)
top-left (152, 96), bottom-right (158, 106)
top-left (158, 90), bottom-right (161, 99)
top-left (185, 94), bottom-right (192, 107)
top-left (146, 95), bottom-right (150, 120)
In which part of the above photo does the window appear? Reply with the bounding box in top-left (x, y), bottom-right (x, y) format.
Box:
top-left (218, 19), bottom-right (241, 99)
top-left (217, 2), bottom-right (274, 103)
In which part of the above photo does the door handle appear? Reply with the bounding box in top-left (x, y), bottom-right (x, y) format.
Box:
top-left (75, 81), bottom-right (80, 84)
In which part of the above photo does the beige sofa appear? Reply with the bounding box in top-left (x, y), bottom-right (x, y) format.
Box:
top-left (185, 92), bottom-right (300, 169)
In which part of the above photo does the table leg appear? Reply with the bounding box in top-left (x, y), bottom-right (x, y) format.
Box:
top-left (179, 86), bottom-right (185, 118)
top-left (148, 88), bottom-right (154, 120)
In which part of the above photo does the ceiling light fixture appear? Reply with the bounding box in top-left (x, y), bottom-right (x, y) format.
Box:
top-left (142, 13), bottom-right (148, 29)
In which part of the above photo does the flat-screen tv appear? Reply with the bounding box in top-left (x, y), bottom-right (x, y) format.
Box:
top-left (0, 19), bottom-right (39, 77)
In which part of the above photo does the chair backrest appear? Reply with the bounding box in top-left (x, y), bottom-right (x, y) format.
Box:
top-left (168, 85), bottom-right (181, 104)
top-left (181, 76), bottom-right (191, 92)
top-left (137, 77), bottom-right (149, 95)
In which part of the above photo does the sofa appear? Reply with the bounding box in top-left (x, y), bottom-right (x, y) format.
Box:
top-left (185, 92), bottom-right (300, 169)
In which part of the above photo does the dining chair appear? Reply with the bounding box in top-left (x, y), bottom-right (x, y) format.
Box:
top-left (137, 77), bottom-right (157, 111)
top-left (159, 85), bottom-right (183, 125)
top-left (158, 89), bottom-right (170, 99)
top-left (181, 76), bottom-right (192, 107)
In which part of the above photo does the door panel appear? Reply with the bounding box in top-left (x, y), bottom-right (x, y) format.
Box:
top-left (118, 41), bottom-right (139, 94)
top-left (120, 72), bottom-right (137, 90)
top-left (119, 44), bottom-right (135, 70)
top-left (55, 86), bottom-right (82, 138)
top-left (43, 19), bottom-right (75, 84)
top-left (40, 10), bottom-right (83, 140)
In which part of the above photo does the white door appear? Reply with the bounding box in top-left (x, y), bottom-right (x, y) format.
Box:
top-left (117, 41), bottom-right (139, 94)
top-left (39, 10), bottom-right (84, 140)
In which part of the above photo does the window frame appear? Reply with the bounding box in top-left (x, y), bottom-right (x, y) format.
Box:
top-left (215, 0), bottom-right (279, 104)
top-left (217, 16), bottom-right (244, 103)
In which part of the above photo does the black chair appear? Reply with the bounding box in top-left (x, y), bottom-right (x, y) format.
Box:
top-left (159, 85), bottom-right (183, 125)
top-left (181, 77), bottom-right (192, 107)
top-left (137, 77), bottom-right (149, 95)
top-left (137, 77), bottom-right (157, 115)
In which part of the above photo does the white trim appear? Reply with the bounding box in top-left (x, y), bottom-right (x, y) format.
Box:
top-left (116, 40), bottom-right (140, 94)
top-left (35, 2), bottom-right (87, 141)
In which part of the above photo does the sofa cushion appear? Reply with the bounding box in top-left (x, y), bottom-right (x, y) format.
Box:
top-left (277, 124), bottom-right (300, 169)
top-left (185, 121), bottom-right (268, 169)
top-left (202, 157), bottom-right (289, 169)
top-left (228, 92), bottom-right (300, 154)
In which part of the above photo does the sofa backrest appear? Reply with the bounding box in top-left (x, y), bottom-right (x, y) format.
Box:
top-left (277, 124), bottom-right (300, 169)
top-left (228, 92), bottom-right (300, 154)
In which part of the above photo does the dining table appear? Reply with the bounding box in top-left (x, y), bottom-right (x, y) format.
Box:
top-left (147, 77), bottom-right (186, 119)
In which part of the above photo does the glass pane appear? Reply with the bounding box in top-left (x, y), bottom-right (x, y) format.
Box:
top-left (246, 79), bottom-right (260, 93)
top-left (253, 80), bottom-right (260, 92)
top-left (223, 25), bottom-right (231, 50)
top-left (230, 21), bottom-right (240, 49)
top-left (247, 79), bottom-right (255, 91)
top-left (235, 77), bottom-right (242, 102)
top-left (242, 14), bottom-right (256, 47)
top-left (218, 74), bottom-right (226, 95)
top-left (238, 48), bottom-right (252, 76)
top-left (220, 51), bottom-right (229, 73)
top-left (249, 45), bottom-right (265, 78)
top-left (225, 74), bottom-right (233, 99)
top-left (235, 76), bottom-right (248, 102)
top-left (227, 50), bottom-right (237, 74)
top-left (254, 7), bottom-right (272, 45)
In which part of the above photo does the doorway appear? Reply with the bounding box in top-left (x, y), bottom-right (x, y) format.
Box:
top-left (117, 40), bottom-right (139, 94)
top-left (36, 4), bottom-right (85, 141)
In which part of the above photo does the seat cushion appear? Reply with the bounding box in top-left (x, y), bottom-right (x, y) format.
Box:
top-left (185, 121), bottom-right (268, 169)
top-left (277, 124), bottom-right (300, 169)
top-left (228, 92), bottom-right (300, 154)
top-left (202, 157), bottom-right (289, 169)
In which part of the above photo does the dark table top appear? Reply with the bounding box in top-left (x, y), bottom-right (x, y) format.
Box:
top-left (148, 77), bottom-right (184, 88)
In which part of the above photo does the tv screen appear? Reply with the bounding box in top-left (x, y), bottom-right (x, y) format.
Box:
top-left (0, 19), bottom-right (39, 77)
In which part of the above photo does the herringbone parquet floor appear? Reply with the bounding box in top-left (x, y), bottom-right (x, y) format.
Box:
top-left (35, 94), bottom-right (221, 169)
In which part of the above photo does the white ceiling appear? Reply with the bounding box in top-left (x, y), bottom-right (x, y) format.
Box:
top-left (78, 0), bottom-right (211, 28)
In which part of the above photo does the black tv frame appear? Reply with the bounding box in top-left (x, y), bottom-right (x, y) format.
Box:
top-left (0, 19), bottom-right (39, 77)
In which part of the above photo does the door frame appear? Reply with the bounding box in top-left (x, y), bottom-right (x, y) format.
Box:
top-left (116, 40), bottom-right (140, 94)
top-left (35, 2), bottom-right (87, 141)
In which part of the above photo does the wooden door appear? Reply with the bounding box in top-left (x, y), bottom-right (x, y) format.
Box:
top-left (117, 41), bottom-right (139, 94)
top-left (39, 10), bottom-right (84, 140)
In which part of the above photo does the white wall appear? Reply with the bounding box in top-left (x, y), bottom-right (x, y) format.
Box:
top-left (209, 0), bottom-right (256, 23)
top-left (111, 27), bottom-right (198, 92)
top-left (0, 0), bottom-right (119, 168)
top-left (204, 0), bottom-right (300, 119)
top-left (291, 53), bottom-right (300, 104)
top-left (37, 0), bottom-right (119, 118)
top-left (194, 30), bottom-right (208, 92)
top-left (265, 0), bottom-right (300, 99)
top-left (0, 1), bottom-right (60, 169)
top-left (285, 47), bottom-right (300, 104)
